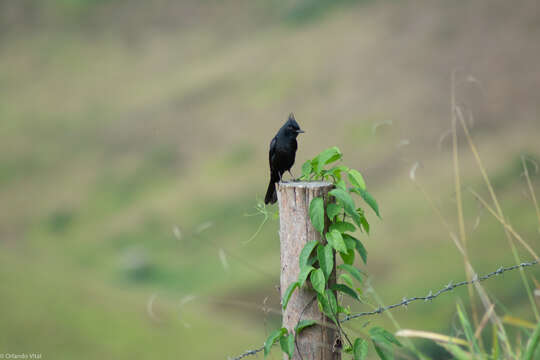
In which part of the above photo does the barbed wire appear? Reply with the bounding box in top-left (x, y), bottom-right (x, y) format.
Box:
top-left (229, 347), bottom-right (264, 360)
top-left (228, 259), bottom-right (538, 360)
top-left (342, 260), bottom-right (538, 322)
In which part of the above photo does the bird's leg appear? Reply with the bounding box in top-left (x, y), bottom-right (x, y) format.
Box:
top-left (288, 170), bottom-right (302, 182)
top-left (288, 170), bottom-right (299, 182)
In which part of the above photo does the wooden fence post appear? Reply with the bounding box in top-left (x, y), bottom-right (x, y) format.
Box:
top-left (277, 181), bottom-right (340, 360)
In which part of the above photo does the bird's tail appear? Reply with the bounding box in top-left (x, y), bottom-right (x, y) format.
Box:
top-left (264, 172), bottom-right (280, 204)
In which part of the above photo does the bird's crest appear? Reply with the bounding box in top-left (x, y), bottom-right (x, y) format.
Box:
top-left (288, 113), bottom-right (295, 122)
top-left (285, 113), bottom-right (300, 129)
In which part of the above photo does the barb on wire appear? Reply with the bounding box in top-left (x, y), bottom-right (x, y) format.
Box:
top-left (342, 260), bottom-right (538, 322)
top-left (228, 260), bottom-right (538, 360)
top-left (228, 346), bottom-right (264, 360)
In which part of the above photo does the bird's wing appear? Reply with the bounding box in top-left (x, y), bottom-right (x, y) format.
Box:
top-left (269, 136), bottom-right (277, 169)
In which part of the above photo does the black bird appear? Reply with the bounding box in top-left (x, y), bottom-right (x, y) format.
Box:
top-left (264, 113), bottom-right (305, 204)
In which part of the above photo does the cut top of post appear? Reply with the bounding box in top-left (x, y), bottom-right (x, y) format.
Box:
top-left (278, 181), bottom-right (333, 189)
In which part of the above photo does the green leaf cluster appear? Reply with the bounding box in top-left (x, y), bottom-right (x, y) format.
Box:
top-left (300, 147), bottom-right (380, 219)
top-left (264, 328), bottom-right (292, 358)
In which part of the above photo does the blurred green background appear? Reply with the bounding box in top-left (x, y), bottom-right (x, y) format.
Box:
top-left (1, 0), bottom-right (539, 359)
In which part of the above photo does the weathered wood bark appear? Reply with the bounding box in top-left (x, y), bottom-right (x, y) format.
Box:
top-left (277, 181), bottom-right (340, 360)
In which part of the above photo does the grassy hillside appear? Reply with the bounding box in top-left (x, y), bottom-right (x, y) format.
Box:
top-left (1, 1), bottom-right (539, 359)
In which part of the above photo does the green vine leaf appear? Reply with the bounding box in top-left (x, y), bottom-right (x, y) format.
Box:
top-left (317, 244), bottom-right (334, 280)
top-left (282, 282), bottom-right (299, 310)
top-left (358, 209), bottom-right (370, 234)
top-left (325, 289), bottom-right (338, 315)
top-left (348, 169), bottom-right (367, 191)
top-left (264, 328), bottom-right (287, 357)
top-left (326, 229), bottom-right (347, 254)
top-left (353, 338), bottom-right (369, 360)
top-left (352, 188), bottom-right (381, 218)
top-left (338, 264), bottom-right (363, 283)
top-left (335, 179), bottom-right (347, 191)
top-left (327, 165), bottom-right (348, 181)
top-left (298, 265), bottom-right (314, 287)
top-left (313, 146), bottom-right (343, 173)
top-left (317, 293), bottom-right (336, 322)
top-left (342, 233), bottom-right (356, 251)
top-left (310, 268), bottom-right (326, 295)
top-left (299, 240), bottom-right (318, 268)
top-left (339, 248), bottom-right (355, 265)
top-left (329, 188), bottom-right (356, 217)
top-left (295, 319), bottom-right (317, 334)
top-left (301, 160), bottom-right (312, 179)
top-left (326, 203), bottom-right (341, 221)
top-left (343, 234), bottom-right (368, 264)
top-left (280, 333), bottom-right (295, 359)
top-left (339, 273), bottom-right (354, 288)
top-left (332, 283), bottom-right (360, 301)
top-left (306, 255), bottom-right (317, 267)
top-left (356, 240), bottom-right (368, 264)
top-left (373, 342), bottom-right (392, 360)
top-left (329, 221), bottom-right (356, 234)
top-left (369, 327), bottom-right (402, 347)
top-left (309, 197), bottom-right (325, 234)
top-left (330, 188), bottom-right (364, 230)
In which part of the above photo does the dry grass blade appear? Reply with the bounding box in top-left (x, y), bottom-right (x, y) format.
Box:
top-left (451, 72), bottom-right (480, 330)
top-left (502, 315), bottom-right (536, 330)
top-left (474, 304), bottom-right (495, 339)
top-left (522, 155), bottom-right (540, 228)
top-left (468, 188), bottom-right (539, 261)
top-left (396, 329), bottom-right (469, 346)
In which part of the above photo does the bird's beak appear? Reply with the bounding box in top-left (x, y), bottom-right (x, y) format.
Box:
top-left (296, 129), bottom-right (305, 134)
